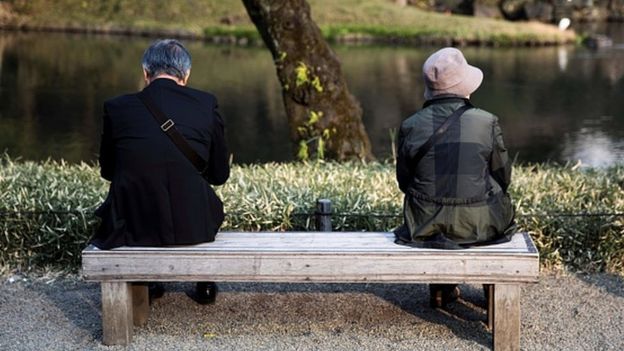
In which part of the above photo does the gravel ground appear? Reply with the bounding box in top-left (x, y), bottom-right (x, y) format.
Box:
top-left (0, 272), bottom-right (622, 351)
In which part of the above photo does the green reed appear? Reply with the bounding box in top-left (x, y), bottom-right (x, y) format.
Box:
top-left (1, 157), bottom-right (622, 274)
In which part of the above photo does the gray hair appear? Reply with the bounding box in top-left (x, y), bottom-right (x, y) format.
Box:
top-left (141, 39), bottom-right (191, 80)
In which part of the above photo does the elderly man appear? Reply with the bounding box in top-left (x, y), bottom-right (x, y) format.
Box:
top-left (92, 39), bottom-right (229, 304)
top-left (395, 47), bottom-right (515, 308)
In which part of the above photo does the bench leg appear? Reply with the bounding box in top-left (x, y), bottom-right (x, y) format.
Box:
top-left (101, 282), bottom-right (133, 345)
top-left (493, 284), bottom-right (520, 351)
top-left (132, 284), bottom-right (150, 327)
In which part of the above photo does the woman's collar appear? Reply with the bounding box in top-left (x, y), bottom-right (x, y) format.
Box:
top-left (423, 95), bottom-right (470, 108)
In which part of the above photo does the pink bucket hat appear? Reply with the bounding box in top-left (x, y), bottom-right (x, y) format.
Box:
top-left (423, 47), bottom-right (483, 100)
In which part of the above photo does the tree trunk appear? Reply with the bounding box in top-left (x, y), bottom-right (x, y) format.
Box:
top-left (242, 0), bottom-right (372, 161)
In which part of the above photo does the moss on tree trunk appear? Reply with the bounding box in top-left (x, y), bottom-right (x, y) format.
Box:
top-left (242, 0), bottom-right (372, 161)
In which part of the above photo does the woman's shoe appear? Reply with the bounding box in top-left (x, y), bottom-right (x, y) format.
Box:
top-left (429, 284), bottom-right (460, 308)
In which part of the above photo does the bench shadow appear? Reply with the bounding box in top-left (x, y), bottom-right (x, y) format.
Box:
top-left (368, 283), bottom-right (492, 348)
top-left (31, 279), bottom-right (493, 347)
top-left (210, 281), bottom-right (492, 348)
top-left (33, 278), bottom-right (103, 341)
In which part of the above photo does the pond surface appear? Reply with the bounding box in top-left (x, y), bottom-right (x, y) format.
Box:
top-left (1, 27), bottom-right (624, 167)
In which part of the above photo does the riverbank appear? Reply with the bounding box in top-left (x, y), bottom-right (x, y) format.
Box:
top-left (0, 272), bottom-right (622, 350)
top-left (0, 0), bottom-right (576, 46)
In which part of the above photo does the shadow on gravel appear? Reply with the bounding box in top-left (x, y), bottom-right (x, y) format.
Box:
top-left (371, 283), bottom-right (492, 349)
top-left (577, 273), bottom-right (624, 299)
top-left (214, 281), bottom-right (492, 348)
top-left (34, 280), bottom-right (102, 341)
top-left (26, 280), bottom-right (498, 347)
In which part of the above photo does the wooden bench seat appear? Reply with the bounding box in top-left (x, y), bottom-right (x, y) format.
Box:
top-left (82, 231), bottom-right (539, 350)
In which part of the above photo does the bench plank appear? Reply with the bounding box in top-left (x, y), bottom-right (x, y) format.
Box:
top-left (83, 232), bottom-right (538, 284)
top-left (84, 231), bottom-right (535, 253)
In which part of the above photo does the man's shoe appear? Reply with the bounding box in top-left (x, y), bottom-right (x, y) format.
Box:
top-left (148, 282), bottom-right (165, 304)
top-left (429, 284), bottom-right (460, 308)
top-left (186, 282), bottom-right (218, 305)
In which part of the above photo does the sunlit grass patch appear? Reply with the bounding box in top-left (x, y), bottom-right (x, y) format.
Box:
top-left (3, 0), bottom-right (575, 46)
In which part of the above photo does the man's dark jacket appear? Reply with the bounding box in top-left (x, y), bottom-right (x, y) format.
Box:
top-left (396, 97), bottom-right (515, 246)
top-left (92, 78), bottom-right (229, 249)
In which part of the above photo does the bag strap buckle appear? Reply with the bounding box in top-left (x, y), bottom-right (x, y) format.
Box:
top-left (161, 119), bottom-right (175, 132)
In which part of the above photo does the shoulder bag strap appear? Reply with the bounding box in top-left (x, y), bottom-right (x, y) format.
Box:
top-left (137, 90), bottom-right (209, 175)
top-left (410, 102), bottom-right (473, 168)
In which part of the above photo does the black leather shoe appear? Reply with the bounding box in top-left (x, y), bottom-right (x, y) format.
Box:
top-left (186, 282), bottom-right (218, 305)
top-left (148, 282), bottom-right (165, 304)
top-left (429, 284), bottom-right (460, 308)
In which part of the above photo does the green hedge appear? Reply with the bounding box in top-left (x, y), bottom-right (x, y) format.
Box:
top-left (1, 157), bottom-right (623, 274)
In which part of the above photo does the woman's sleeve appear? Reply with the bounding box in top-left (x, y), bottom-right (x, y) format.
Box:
top-left (490, 118), bottom-right (511, 192)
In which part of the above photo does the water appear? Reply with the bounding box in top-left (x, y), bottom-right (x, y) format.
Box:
top-left (1, 28), bottom-right (624, 166)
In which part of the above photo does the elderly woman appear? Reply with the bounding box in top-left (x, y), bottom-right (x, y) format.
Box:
top-left (92, 39), bottom-right (229, 304)
top-left (395, 47), bottom-right (515, 308)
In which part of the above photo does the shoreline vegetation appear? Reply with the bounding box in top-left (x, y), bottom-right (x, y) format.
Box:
top-left (0, 0), bottom-right (576, 46)
top-left (0, 158), bottom-right (622, 275)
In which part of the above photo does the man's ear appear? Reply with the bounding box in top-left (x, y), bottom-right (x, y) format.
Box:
top-left (181, 70), bottom-right (191, 86)
top-left (142, 68), bottom-right (150, 84)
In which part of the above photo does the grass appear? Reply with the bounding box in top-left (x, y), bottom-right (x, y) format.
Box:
top-left (0, 157), bottom-right (622, 274)
top-left (311, 1), bottom-right (574, 45)
top-left (1, 0), bottom-right (576, 46)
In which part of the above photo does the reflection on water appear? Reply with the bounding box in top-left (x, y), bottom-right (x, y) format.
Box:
top-left (562, 116), bottom-right (623, 167)
top-left (557, 46), bottom-right (569, 72)
top-left (563, 129), bottom-right (620, 168)
top-left (0, 29), bottom-right (623, 166)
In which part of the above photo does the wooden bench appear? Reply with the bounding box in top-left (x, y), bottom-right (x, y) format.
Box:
top-left (82, 231), bottom-right (539, 350)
